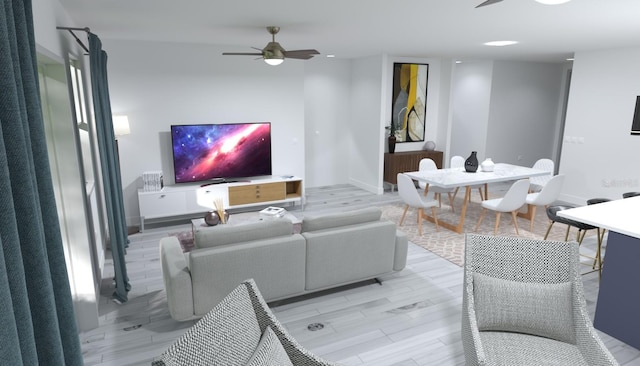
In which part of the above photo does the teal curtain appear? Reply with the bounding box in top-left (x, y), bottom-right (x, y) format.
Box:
top-left (88, 33), bottom-right (131, 303)
top-left (0, 0), bottom-right (84, 364)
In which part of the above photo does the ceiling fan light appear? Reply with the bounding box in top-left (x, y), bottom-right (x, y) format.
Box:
top-left (264, 58), bottom-right (284, 66)
top-left (484, 40), bottom-right (519, 47)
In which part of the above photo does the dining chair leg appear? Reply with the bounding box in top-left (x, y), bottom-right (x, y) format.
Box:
top-left (543, 221), bottom-right (554, 240)
top-left (529, 205), bottom-right (537, 232)
top-left (475, 208), bottom-right (487, 231)
top-left (564, 225), bottom-right (571, 241)
top-left (431, 207), bottom-right (440, 232)
top-left (511, 211), bottom-right (520, 235)
top-left (452, 187), bottom-right (460, 201)
top-left (494, 212), bottom-right (502, 235)
top-left (417, 208), bottom-right (424, 236)
top-left (400, 205), bottom-right (409, 226)
top-left (436, 193), bottom-right (442, 208)
top-left (478, 187), bottom-right (485, 201)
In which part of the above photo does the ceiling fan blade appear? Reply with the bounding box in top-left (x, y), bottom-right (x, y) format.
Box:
top-left (476, 0), bottom-right (503, 8)
top-left (222, 52), bottom-right (263, 56)
top-left (283, 49), bottom-right (320, 60)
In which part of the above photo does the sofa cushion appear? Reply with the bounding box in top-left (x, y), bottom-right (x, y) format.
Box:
top-left (190, 235), bottom-right (307, 315)
top-left (246, 326), bottom-right (293, 366)
top-left (480, 331), bottom-right (587, 365)
top-left (473, 272), bottom-right (575, 344)
top-left (155, 283), bottom-right (262, 365)
top-left (303, 220), bottom-right (396, 290)
top-left (195, 219), bottom-right (293, 249)
top-left (301, 207), bottom-right (382, 232)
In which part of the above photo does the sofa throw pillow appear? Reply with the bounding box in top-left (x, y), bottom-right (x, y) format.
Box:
top-left (473, 272), bottom-right (575, 344)
top-left (245, 326), bottom-right (294, 366)
top-left (156, 283), bottom-right (262, 365)
top-left (195, 219), bottom-right (293, 249)
top-left (301, 207), bottom-right (382, 232)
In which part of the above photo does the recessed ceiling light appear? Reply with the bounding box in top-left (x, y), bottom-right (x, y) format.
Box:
top-left (484, 40), bottom-right (518, 47)
top-left (455, 60), bottom-right (462, 64)
top-left (326, 54), bottom-right (335, 58)
top-left (566, 58), bottom-right (574, 61)
top-left (535, 0), bottom-right (571, 4)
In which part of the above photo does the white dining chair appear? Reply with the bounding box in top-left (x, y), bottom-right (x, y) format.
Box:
top-left (529, 158), bottom-right (554, 192)
top-left (418, 158), bottom-right (455, 211)
top-left (475, 178), bottom-right (530, 235)
top-left (525, 174), bottom-right (565, 231)
top-left (451, 155), bottom-right (485, 202)
top-left (397, 173), bottom-right (440, 235)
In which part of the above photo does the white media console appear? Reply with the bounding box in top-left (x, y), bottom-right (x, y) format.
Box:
top-left (137, 175), bottom-right (303, 231)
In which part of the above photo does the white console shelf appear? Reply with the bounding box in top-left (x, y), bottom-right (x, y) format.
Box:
top-left (138, 176), bottom-right (303, 231)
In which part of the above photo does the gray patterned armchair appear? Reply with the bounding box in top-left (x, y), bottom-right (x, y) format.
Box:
top-left (462, 234), bottom-right (619, 366)
top-left (153, 279), bottom-right (340, 366)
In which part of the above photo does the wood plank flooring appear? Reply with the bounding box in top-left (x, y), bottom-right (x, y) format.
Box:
top-left (80, 184), bottom-right (640, 365)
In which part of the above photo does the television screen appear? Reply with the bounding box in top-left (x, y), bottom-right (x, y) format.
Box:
top-left (171, 122), bottom-right (272, 184)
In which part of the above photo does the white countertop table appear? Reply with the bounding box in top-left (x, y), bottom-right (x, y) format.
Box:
top-left (558, 196), bottom-right (640, 349)
top-left (404, 163), bottom-right (548, 233)
top-left (557, 196), bottom-right (640, 239)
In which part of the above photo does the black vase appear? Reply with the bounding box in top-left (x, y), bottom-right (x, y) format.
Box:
top-left (388, 135), bottom-right (397, 154)
top-left (204, 211), bottom-right (229, 226)
top-left (465, 151), bottom-right (479, 173)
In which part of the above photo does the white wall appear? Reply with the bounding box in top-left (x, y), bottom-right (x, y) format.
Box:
top-left (559, 47), bottom-right (640, 204)
top-left (103, 39), bottom-right (307, 225)
top-left (450, 60), bottom-right (565, 170)
top-left (304, 58), bottom-right (352, 187)
top-left (485, 61), bottom-right (564, 167)
top-left (349, 55), bottom-right (386, 193)
top-left (450, 61), bottom-right (493, 162)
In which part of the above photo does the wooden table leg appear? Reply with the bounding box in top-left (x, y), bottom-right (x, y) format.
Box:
top-left (517, 204), bottom-right (536, 220)
top-left (420, 186), bottom-right (470, 234)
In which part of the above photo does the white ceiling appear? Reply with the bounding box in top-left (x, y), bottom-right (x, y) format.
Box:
top-left (58, 0), bottom-right (640, 63)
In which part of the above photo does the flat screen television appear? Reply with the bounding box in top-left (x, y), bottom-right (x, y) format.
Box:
top-left (170, 122), bottom-right (272, 184)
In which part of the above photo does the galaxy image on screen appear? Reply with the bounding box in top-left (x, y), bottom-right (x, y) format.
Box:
top-left (171, 123), bottom-right (272, 184)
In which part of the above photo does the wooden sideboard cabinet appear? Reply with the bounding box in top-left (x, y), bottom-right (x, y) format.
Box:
top-left (384, 151), bottom-right (443, 185)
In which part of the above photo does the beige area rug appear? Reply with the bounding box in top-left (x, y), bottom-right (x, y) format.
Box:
top-left (379, 197), bottom-right (600, 267)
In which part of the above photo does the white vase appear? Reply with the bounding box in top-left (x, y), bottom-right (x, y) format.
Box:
top-left (481, 158), bottom-right (495, 172)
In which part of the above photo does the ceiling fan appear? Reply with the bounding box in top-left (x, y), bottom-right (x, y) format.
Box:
top-left (476, 0), bottom-right (570, 7)
top-left (222, 26), bottom-right (320, 66)
top-left (476, 0), bottom-right (503, 7)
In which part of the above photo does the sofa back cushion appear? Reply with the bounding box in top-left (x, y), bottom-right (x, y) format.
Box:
top-left (301, 207), bottom-right (382, 233)
top-left (196, 219), bottom-right (293, 249)
top-left (303, 220), bottom-right (396, 291)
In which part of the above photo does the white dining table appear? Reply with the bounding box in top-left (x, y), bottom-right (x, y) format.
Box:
top-left (404, 163), bottom-right (549, 233)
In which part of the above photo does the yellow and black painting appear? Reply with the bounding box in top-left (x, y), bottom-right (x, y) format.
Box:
top-left (391, 63), bottom-right (428, 142)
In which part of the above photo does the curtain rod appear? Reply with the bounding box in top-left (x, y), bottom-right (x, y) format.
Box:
top-left (56, 26), bottom-right (91, 54)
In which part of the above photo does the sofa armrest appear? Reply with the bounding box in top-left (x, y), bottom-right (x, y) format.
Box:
top-left (159, 237), bottom-right (195, 321)
top-left (393, 230), bottom-right (408, 271)
top-left (243, 280), bottom-right (342, 366)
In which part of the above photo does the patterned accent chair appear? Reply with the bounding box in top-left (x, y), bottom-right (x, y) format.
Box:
top-left (153, 279), bottom-right (340, 366)
top-left (461, 234), bottom-right (619, 366)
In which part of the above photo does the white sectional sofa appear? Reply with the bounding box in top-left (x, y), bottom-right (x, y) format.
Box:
top-left (160, 207), bottom-right (408, 321)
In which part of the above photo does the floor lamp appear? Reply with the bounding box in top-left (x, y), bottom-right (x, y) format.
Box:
top-left (112, 115), bottom-right (130, 157)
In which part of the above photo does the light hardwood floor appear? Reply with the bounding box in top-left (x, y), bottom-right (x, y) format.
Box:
top-left (80, 184), bottom-right (640, 365)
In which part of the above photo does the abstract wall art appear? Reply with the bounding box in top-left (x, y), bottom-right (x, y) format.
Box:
top-left (391, 63), bottom-right (429, 143)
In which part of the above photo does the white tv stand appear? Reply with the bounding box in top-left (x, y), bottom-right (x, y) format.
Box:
top-left (137, 175), bottom-right (303, 231)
